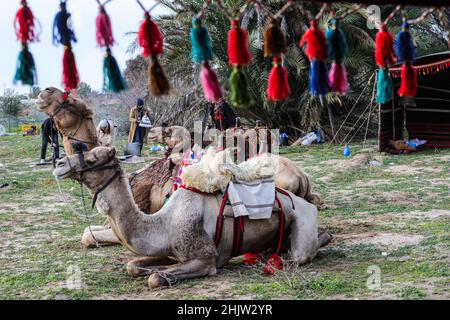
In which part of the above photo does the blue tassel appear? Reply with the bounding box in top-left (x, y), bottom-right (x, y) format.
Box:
top-left (326, 19), bottom-right (348, 64)
top-left (394, 19), bottom-right (416, 64)
top-left (53, 2), bottom-right (77, 46)
top-left (190, 18), bottom-right (213, 63)
top-left (376, 68), bottom-right (393, 104)
top-left (310, 60), bottom-right (328, 96)
top-left (343, 146), bottom-right (351, 157)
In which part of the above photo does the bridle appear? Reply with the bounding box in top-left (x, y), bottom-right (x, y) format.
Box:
top-left (48, 93), bottom-right (98, 147)
top-left (65, 149), bottom-right (122, 209)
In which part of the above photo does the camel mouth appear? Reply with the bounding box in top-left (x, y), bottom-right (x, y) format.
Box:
top-left (36, 96), bottom-right (48, 110)
top-left (53, 167), bottom-right (72, 179)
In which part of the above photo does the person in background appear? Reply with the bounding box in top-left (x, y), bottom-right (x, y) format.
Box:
top-left (40, 117), bottom-right (59, 164)
top-left (210, 98), bottom-right (237, 132)
top-left (96, 119), bottom-right (116, 147)
top-left (128, 98), bottom-right (150, 151)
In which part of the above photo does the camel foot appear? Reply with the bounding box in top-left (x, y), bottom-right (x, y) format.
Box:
top-left (318, 230), bottom-right (333, 248)
top-left (148, 273), bottom-right (170, 288)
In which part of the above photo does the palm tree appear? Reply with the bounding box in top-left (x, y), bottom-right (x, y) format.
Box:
top-left (125, 0), bottom-right (448, 140)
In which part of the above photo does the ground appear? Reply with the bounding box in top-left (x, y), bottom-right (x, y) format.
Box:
top-left (0, 135), bottom-right (449, 300)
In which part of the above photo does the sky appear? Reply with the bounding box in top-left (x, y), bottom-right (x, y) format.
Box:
top-left (0, 0), bottom-right (168, 95)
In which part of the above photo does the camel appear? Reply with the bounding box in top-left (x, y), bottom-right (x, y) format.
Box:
top-left (53, 146), bottom-right (331, 287)
top-left (37, 88), bottom-right (322, 247)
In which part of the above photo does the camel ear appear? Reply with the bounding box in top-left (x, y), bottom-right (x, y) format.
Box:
top-left (164, 126), bottom-right (173, 136)
top-left (107, 147), bottom-right (117, 159)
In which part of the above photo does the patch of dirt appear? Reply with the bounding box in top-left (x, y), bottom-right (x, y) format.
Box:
top-left (319, 153), bottom-right (370, 182)
top-left (406, 210), bottom-right (450, 219)
top-left (336, 232), bottom-right (424, 249)
top-left (353, 179), bottom-right (392, 187)
top-left (384, 164), bottom-right (443, 175)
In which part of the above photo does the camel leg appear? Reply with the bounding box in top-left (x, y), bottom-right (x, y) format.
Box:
top-left (81, 226), bottom-right (120, 248)
top-left (127, 256), bottom-right (178, 277)
top-left (147, 258), bottom-right (217, 288)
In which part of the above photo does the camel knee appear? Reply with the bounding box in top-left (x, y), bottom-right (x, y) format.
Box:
top-left (81, 230), bottom-right (98, 248)
top-left (306, 193), bottom-right (324, 207)
top-left (148, 273), bottom-right (170, 288)
top-left (127, 261), bottom-right (146, 278)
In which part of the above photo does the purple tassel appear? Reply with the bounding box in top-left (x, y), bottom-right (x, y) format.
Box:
top-left (328, 62), bottom-right (348, 95)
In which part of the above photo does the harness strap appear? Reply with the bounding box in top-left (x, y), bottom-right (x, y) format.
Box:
top-left (179, 185), bottom-right (219, 196)
top-left (91, 169), bottom-right (121, 208)
top-left (214, 187), bottom-right (229, 247)
top-left (275, 187), bottom-right (295, 210)
top-left (274, 195), bottom-right (285, 253)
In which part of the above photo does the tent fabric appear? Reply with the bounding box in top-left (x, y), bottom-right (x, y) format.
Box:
top-left (378, 51), bottom-right (450, 151)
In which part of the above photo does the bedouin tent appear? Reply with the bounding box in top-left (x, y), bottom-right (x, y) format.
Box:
top-left (378, 51), bottom-right (450, 151)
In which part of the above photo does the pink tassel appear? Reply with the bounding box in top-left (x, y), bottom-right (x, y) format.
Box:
top-left (328, 62), bottom-right (348, 95)
top-left (200, 62), bottom-right (223, 102)
top-left (96, 6), bottom-right (114, 48)
top-left (263, 253), bottom-right (283, 275)
top-left (243, 253), bottom-right (262, 265)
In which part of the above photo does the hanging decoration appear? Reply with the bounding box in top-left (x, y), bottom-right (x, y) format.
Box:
top-left (53, 1), bottom-right (79, 91)
top-left (136, 0), bottom-right (169, 96)
top-left (376, 68), bottom-right (393, 104)
top-left (265, 18), bottom-right (290, 101)
top-left (190, 16), bottom-right (222, 102)
top-left (227, 19), bottom-right (253, 106)
top-left (300, 19), bottom-right (329, 97)
top-left (395, 17), bottom-right (417, 98)
top-left (390, 58), bottom-right (450, 78)
top-left (326, 18), bottom-right (348, 95)
top-left (13, 0), bottom-right (40, 86)
top-left (96, 0), bottom-right (126, 93)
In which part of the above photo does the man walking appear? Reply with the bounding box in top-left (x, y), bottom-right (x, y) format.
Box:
top-left (40, 117), bottom-right (59, 164)
top-left (128, 98), bottom-right (151, 152)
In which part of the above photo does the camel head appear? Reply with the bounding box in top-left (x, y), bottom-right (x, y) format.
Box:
top-left (147, 125), bottom-right (191, 151)
top-left (53, 146), bottom-right (118, 186)
top-left (37, 87), bottom-right (94, 129)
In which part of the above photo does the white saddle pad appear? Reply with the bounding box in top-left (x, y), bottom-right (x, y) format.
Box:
top-left (227, 179), bottom-right (275, 220)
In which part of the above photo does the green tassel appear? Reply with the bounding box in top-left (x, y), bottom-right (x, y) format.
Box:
top-left (103, 48), bottom-right (127, 93)
top-left (376, 68), bottom-right (393, 104)
top-left (190, 17), bottom-right (213, 63)
top-left (229, 66), bottom-right (252, 107)
top-left (14, 46), bottom-right (37, 86)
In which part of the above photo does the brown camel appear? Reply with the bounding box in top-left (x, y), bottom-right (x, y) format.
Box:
top-left (53, 146), bottom-right (331, 287)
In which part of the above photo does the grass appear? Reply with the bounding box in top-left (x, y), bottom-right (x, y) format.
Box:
top-left (0, 135), bottom-right (449, 300)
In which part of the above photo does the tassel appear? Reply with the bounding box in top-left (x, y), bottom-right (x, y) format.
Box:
top-left (395, 19), bottom-right (416, 64)
top-left (263, 253), bottom-right (283, 276)
top-left (243, 253), bottom-right (262, 265)
top-left (376, 68), bottom-right (393, 104)
top-left (264, 18), bottom-right (286, 58)
top-left (14, 0), bottom-right (37, 44)
top-left (200, 61), bottom-right (222, 102)
top-left (299, 19), bottom-right (328, 61)
top-left (398, 64), bottom-right (418, 97)
top-left (310, 60), bottom-right (329, 96)
top-left (53, 1), bottom-right (77, 46)
top-left (13, 45), bottom-right (37, 86)
top-left (149, 55), bottom-right (170, 96)
top-left (228, 20), bottom-right (252, 65)
top-left (375, 23), bottom-right (396, 68)
top-left (62, 46), bottom-right (79, 91)
top-left (328, 62), bottom-right (347, 95)
top-left (326, 18), bottom-right (348, 64)
top-left (138, 12), bottom-right (164, 58)
top-left (229, 65), bottom-right (252, 106)
top-left (191, 18), bottom-right (213, 63)
top-left (96, 6), bottom-right (114, 48)
top-left (267, 57), bottom-right (290, 101)
top-left (103, 48), bottom-right (126, 93)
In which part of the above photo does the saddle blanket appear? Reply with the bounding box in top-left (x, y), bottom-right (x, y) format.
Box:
top-left (227, 179), bottom-right (275, 219)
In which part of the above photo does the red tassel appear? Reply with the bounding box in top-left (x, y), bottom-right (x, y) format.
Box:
top-left (228, 20), bottom-right (252, 66)
top-left (263, 253), bottom-right (283, 276)
top-left (62, 46), bottom-right (79, 91)
top-left (398, 64), bottom-right (418, 97)
top-left (14, 1), bottom-right (37, 44)
top-left (200, 61), bottom-right (223, 102)
top-left (299, 19), bottom-right (327, 61)
top-left (138, 12), bottom-right (164, 58)
top-left (375, 24), bottom-right (396, 68)
top-left (96, 6), bottom-right (114, 48)
top-left (267, 57), bottom-right (290, 101)
top-left (243, 253), bottom-right (262, 265)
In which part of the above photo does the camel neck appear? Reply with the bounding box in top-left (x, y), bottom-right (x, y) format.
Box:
top-left (86, 171), bottom-right (171, 256)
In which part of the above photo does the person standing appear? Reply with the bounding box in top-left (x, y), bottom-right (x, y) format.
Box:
top-left (128, 98), bottom-right (150, 151)
top-left (210, 98), bottom-right (237, 132)
top-left (40, 117), bottom-right (59, 164)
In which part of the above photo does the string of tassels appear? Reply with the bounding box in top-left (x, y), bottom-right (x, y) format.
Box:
top-left (13, 0), bottom-right (39, 86)
top-left (137, 0), bottom-right (170, 96)
top-left (96, 1), bottom-right (126, 93)
top-left (326, 18), bottom-right (348, 96)
top-left (53, 1), bottom-right (79, 91)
